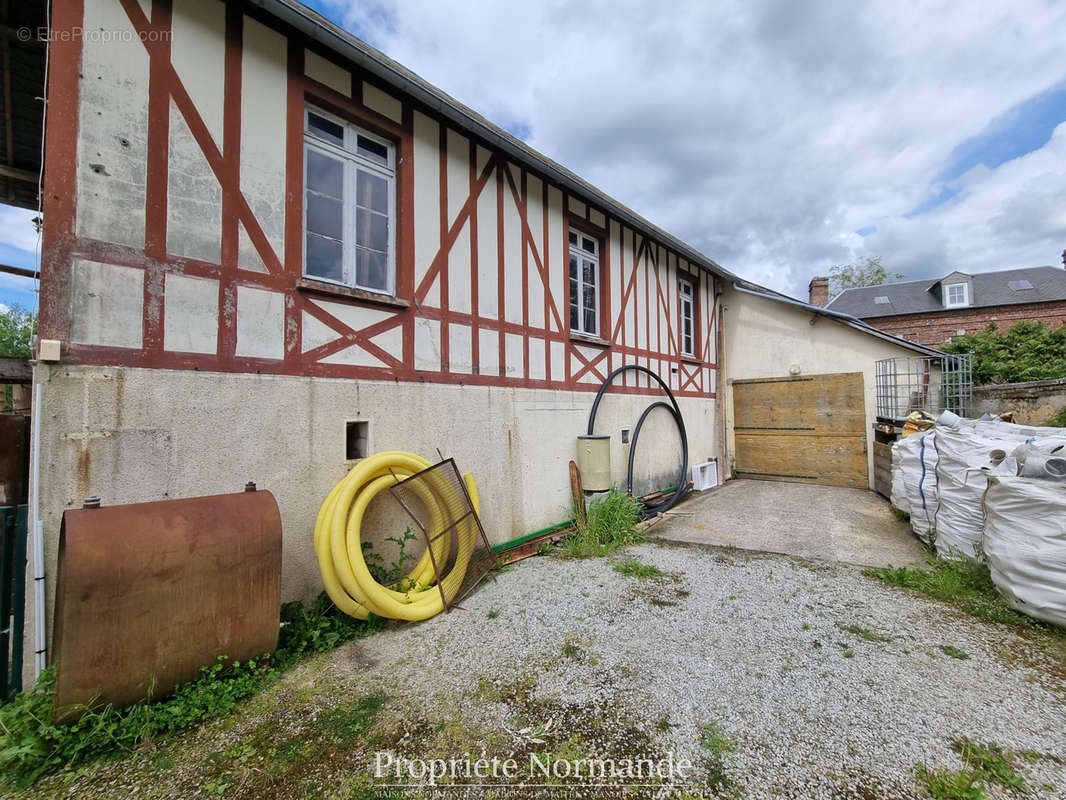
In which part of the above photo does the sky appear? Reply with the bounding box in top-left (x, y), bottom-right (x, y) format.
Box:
top-left (2, 0), bottom-right (1065, 308)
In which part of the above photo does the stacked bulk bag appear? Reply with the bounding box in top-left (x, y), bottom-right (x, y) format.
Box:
top-left (983, 475), bottom-right (1066, 628)
top-left (932, 421), bottom-right (1058, 562)
top-left (893, 430), bottom-right (939, 543)
top-left (889, 442), bottom-right (910, 516)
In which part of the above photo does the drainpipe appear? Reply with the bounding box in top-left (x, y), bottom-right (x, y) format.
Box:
top-left (715, 288), bottom-right (729, 480)
top-left (29, 380), bottom-right (45, 677)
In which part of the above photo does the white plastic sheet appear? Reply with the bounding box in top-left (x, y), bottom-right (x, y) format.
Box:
top-left (983, 475), bottom-right (1066, 628)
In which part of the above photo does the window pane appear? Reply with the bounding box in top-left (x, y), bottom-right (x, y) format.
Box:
top-left (307, 112), bottom-right (344, 147)
top-left (306, 193), bottom-right (343, 240)
top-left (582, 236), bottom-right (596, 254)
top-left (584, 305), bottom-right (596, 335)
top-left (583, 258), bottom-right (595, 286)
top-left (570, 301), bottom-right (579, 331)
top-left (356, 247), bottom-right (389, 291)
top-left (306, 233), bottom-right (343, 282)
top-left (569, 231), bottom-right (578, 245)
top-left (583, 282), bottom-right (596, 322)
top-left (684, 319), bottom-right (692, 338)
top-left (356, 208), bottom-right (389, 253)
top-left (357, 170), bottom-right (389, 214)
top-left (569, 254), bottom-right (578, 282)
top-left (357, 135), bottom-right (389, 165)
top-left (307, 149), bottom-right (343, 199)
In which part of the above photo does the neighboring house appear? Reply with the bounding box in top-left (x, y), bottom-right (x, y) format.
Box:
top-left (812, 266), bottom-right (1066, 346)
top-left (18, 0), bottom-right (939, 684)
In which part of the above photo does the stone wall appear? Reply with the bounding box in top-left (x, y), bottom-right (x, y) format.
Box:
top-left (972, 377), bottom-right (1066, 425)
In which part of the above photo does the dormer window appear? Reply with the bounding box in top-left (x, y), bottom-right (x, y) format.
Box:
top-left (944, 282), bottom-right (968, 308)
top-left (874, 295), bottom-right (890, 305)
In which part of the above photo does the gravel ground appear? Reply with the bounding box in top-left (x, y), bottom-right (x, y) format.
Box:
top-left (22, 539), bottom-right (1066, 800)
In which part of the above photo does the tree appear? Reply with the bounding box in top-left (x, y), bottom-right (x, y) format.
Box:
top-left (828, 256), bottom-right (903, 297)
top-left (0, 303), bottom-right (36, 358)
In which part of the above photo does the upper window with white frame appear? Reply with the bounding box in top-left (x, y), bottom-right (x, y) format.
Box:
top-left (304, 107), bottom-right (396, 295)
top-left (569, 229), bottom-right (599, 336)
top-left (944, 282), bottom-right (968, 308)
top-left (679, 278), bottom-right (696, 357)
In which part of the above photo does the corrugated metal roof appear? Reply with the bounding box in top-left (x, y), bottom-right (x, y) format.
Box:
top-left (827, 266), bottom-right (1066, 318)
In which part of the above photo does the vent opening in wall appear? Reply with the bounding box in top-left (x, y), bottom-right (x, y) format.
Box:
top-left (346, 421), bottom-right (369, 460)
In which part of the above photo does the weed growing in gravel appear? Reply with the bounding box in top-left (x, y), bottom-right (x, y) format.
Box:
top-left (868, 558), bottom-right (1061, 632)
top-left (941, 645), bottom-right (970, 660)
top-left (487, 607), bottom-right (500, 619)
top-left (916, 737), bottom-right (1030, 799)
top-left (892, 507), bottom-right (911, 523)
top-left (916, 764), bottom-right (984, 800)
top-left (564, 487), bottom-right (643, 558)
top-left (698, 721), bottom-right (735, 792)
top-left (842, 624), bottom-right (894, 643)
top-left (613, 558), bottom-right (664, 579)
top-left (0, 593), bottom-right (385, 789)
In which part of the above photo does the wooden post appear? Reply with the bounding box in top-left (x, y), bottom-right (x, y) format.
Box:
top-left (569, 460), bottom-right (586, 527)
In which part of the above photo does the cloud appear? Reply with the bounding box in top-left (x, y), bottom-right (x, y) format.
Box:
top-left (315, 0), bottom-right (1066, 298)
top-left (0, 204), bottom-right (40, 256)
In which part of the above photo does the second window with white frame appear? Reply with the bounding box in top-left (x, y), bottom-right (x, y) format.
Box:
top-left (569, 229), bottom-right (599, 336)
top-left (679, 278), bottom-right (695, 357)
top-left (304, 107), bottom-right (396, 295)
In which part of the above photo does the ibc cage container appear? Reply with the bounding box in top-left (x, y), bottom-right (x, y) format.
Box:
top-left (874, 354), bottom-right (972, 423)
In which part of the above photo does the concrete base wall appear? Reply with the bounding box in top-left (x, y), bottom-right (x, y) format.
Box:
top-left (972, 377), bottom-right (1066, 425)
top-left (26, 364), bottom-right (715, 682)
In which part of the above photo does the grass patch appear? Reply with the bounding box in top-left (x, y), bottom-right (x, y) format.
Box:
top-left (612, 558), bottom-right (664, 580)
top-left (321, 692), bottom-right (387, 743)
top-left (0, 593), bottom-right (385, 789)
top-left (941, 645), bottom-right (970, 660)
top-left (563, 487), bottom-right (643, 558)
top-left (867, 557), bottom-right (1056, 631)
top-left (487, 607), bottom-right (500, 620)
top-left (892, 507), bottom-right (911, 523)
top-left (916, 764), bottom-right (985, 800)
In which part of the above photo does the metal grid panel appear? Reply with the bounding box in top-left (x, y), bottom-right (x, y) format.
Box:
top-left (875, 354), bottom-right (972, 422)
top-left (388, 458), bottom-right (495, 612)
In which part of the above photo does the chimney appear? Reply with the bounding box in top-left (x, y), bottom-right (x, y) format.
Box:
top-left (808, 276), bottom-right (829, 306)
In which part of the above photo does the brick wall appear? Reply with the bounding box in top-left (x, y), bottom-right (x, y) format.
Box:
top-left (862, 300), bottom-right (1066, 347)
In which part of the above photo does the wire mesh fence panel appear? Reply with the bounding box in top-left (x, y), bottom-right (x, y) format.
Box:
top-left (388, 458), bottom-right (496, 612)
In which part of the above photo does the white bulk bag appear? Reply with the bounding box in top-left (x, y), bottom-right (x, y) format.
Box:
top-left (983, 475), bottom-right (1066, 628)
top-left (895, 430), bottom-right (939, 543)
top-left (890, 439), bottom-right (910, 515)
top-left (933, 424), bottom-right (1037, 561)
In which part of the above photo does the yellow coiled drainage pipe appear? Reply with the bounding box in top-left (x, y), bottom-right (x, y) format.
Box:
top-left (314, 451), bottom-right (481, 621)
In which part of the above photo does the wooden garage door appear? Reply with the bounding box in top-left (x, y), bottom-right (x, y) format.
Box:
top-left (732, 372), bottom-right (868, 488)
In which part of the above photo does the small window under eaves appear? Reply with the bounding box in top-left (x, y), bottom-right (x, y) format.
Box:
top-left (874, 295), bottom-right (890, 304)
top-left (1008, 280), bottom-right (1034, 291)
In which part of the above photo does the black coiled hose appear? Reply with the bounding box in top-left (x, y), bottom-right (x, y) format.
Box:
top-left (585, 365), bottom-right (691, 518)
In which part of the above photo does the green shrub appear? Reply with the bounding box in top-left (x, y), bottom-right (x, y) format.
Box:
top-left (0, 594), bottom-right (384, 788)
top-left (942, 321), bottom-right (1066, 385)
top-left (563, 487), bottom-right (643, 558)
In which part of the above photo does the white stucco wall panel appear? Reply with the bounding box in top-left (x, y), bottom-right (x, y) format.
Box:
top-left (304, 49), bottom-right (351, 96)
top-left (170, 0), bottom-right (225, 145)
top-left (69, 259), bottom-right (145, 349)
top-left (301, 311), bottom-right (339, 352)
top-left (239, 16), bottom-right (288, 272)
top-left (414, 318), bottom-right (441, 372)
top-left (448, 323), bottom-right (473, 374)
top-left (412, 112), bottom-right (440, 294)
top-left (448, 224), bottom-right (472, 314)
top-left (362, 81), bottom-right (402, 123)
top-left (164, 273), bottom-right (218, 354)
top-left (235, 285), bottom-right (284, 359)
top-left (167, 105), bottom-right (222, 263)
top-left (76, 0), bottom-right (149, 249)
top-left (476, 169), bottom-right (499, 320)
